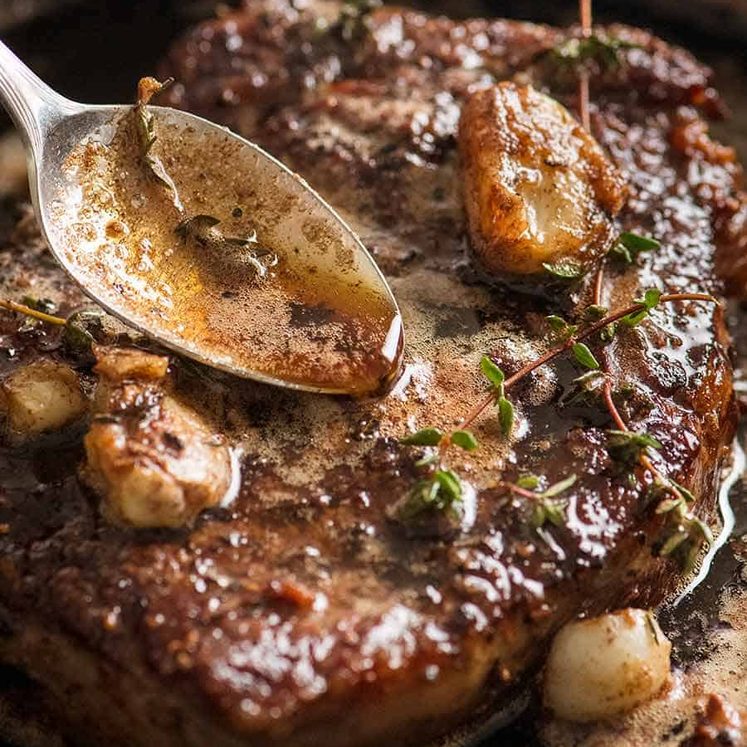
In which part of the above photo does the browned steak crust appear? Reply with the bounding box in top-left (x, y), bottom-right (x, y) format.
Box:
top-left (0, 2), bottom-right (744, 746)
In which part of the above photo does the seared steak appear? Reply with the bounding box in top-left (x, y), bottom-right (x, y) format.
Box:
top-left (0, 1), bottom-right (744, 745)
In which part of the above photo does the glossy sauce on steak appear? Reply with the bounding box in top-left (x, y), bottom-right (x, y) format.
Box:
top-left (0, 1), bottom-right (744, 745)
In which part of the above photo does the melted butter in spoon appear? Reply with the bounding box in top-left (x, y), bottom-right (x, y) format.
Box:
top-left (53, 105), bottom-right (403, 396)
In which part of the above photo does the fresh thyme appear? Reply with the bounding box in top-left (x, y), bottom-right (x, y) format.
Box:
top-left (503, 474), bottom-right (577, 529)
top-left (0, 299), bottom-right (106, 356)
top-left (656, 496), bottom-right (713, 572)
top-left (622, 288), bottom-right (662, 326)
top-left (63, 309), bottom-right (106, 355)
top-left (0, 299), bottom-right (66, 327)
top-left (546, 315), bottom-right (578, 340)
top-left (451, 430), bottom-right (479, 451)
top-left (610, 232), bottom-right (661, 265)
top-left (398, 423), bottom-right (478, 520)
top-left (606, 429), bottom-right (661, 468)
top-left (559, 370), bottom-right (607, 408)
top-left (542, 258), bottom-right (586, 279)
top-left (398, 467), bottom-right (464, 520)
top-left (551, 34), bottom-right (636, 72)
top-left (572, 342), bottom-right (600, 370)
top-left (401, 427), bottom-right (444, 446)
top-left (399, 280), bottom-right (720, 568)
top-left (134, 76), bottom-right (182, 211)
top-left (480, 355), bottom-right (514, 436)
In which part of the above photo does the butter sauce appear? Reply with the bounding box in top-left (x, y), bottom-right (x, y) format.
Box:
top-left (53, 108), bottom-right (403, 395)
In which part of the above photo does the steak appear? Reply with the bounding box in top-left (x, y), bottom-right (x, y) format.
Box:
top-left (0, 1), bottom-right (745, 745)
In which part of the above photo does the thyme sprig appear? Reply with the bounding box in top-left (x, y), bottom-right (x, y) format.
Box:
top-left (456, 290), bottom-right (715, 433)
top-left (0, 298), bottom-right (66, 327)
top-left (655, 489), bottom-right (713, 572)
top-left (480, 355), bottom-right (514, 436)
top-left (552, 33), bottom-right (637, 72)
top-left (504, 474), bottom-right (578, 529)
top-left (399, 282), bottom-right (719, 566)
top-left (398, 425), bottom-right (478, 519)
top-left (398, 467), bottom-right (464, 520)
top-left (606, 429), bottom-right (661, 467)
top-left (135, 76), bottom-right (182, 211)
top-left (610, 232), bottom-right (661, 265)
top-left (0, 299), bottom-right (105, 356)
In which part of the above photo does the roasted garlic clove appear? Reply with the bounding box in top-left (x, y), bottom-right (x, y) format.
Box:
top-left (544, 608), bottom-right (671, 722)
top-left (458, 82), bottom-right (626, 279)
top-left (84, 347), bottom-right (233, 528)
top-left (0, 360), bottom-right (87, 438)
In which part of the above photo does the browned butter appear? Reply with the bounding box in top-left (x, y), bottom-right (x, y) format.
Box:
top-left (53, 108), bottom-right (403, 395)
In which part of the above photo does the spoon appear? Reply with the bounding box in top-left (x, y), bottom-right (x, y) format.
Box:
top-left (0, 42), bottom-right (404, 396)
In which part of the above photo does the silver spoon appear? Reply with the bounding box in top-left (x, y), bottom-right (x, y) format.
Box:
top-left (0, 42), bottom-right (404, 396)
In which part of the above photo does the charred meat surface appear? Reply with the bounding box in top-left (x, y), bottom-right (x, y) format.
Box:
top-left (0, 1), bottom-right (744, 746)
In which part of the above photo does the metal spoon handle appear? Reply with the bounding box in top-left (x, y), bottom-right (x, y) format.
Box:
top-left (0, 40), bottom-right (74, 155)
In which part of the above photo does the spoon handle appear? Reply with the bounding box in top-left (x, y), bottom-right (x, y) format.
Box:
top-left (0, 40), bottom-right (71, 155)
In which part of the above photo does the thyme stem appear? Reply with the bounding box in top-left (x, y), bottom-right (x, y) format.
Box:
top-left (578, 0), bottom-right (592, 131)
top-left (457, 292), bottom-right (717, 431)
top-left (499, 482), bottom-right (538, 499)
top-left (0, 299), bottom-right (66, 326)
top-left (580, 0), bottom-right (593, 36)
top-left (593, 261), bottom-right (628, 431)
top-left (579, 69), bottom-right (591, 132)
top-left (602, 378), bottom-right (627, 430)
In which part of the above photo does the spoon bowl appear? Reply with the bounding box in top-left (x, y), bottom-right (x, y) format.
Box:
top-left (0, 42), bottom-right (404, 395)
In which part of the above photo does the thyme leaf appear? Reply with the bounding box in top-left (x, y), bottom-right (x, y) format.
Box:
top-left (600, 321), bottom-right (618, 342)
top-left (542, 258), bottom-right (586, 279)
top-left (479, 356), bottom-right (514, 435)
top-left (552, 33), bottom-right (637, 71)
top-left (21, 296), bottom-right (57, 315)
top-left (63, 309), bottom-right (105, 355)
top-left (451, 429), bottom-right (479, 451)
top-left (671, 480), bottom-right (696, 503)
top-left (606, 429), bottom-right (661, 467)
top-left (540, 474), bottom-right (578, 498)
top-left (401, 427), bottom-right (444, 446)
top-left (529, 474), bottom-right (578, 528)
top-left (498, 396), bottom-right (514, 436)
top-left (399, 468), bottom-right (463, 519)
top-left (559, 370), bottom-right (606, 407)
top-left (659, 513), bottom-right (712, 572)
top-left (434, 469), bottom-right (462, 502)
top-left (622, 288), bottom-right (662, 326)
top-left (572, 342), bottom-right (600, 370)
top-left (517, 474), bottom-right (540, 490)
top-left (414, 452), bottom-right (439, 468)
top-left (546, 314), bottom-right (578, 340)
top-left (509, 473), bottom-right (576, 529)
top-left (531, 498), bottom-right (567, 529)
top-left (135, 77), bottom-right (180, 205)
top-left (610, 232), bottom-right (661, 265)
top-left (480, 355), bottom-right (505, 390)
top-left (582, 304), bottom-right (608, 322)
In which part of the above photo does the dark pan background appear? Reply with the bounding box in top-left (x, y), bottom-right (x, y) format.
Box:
top-left (0, 2), bottom-right (745, 746)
